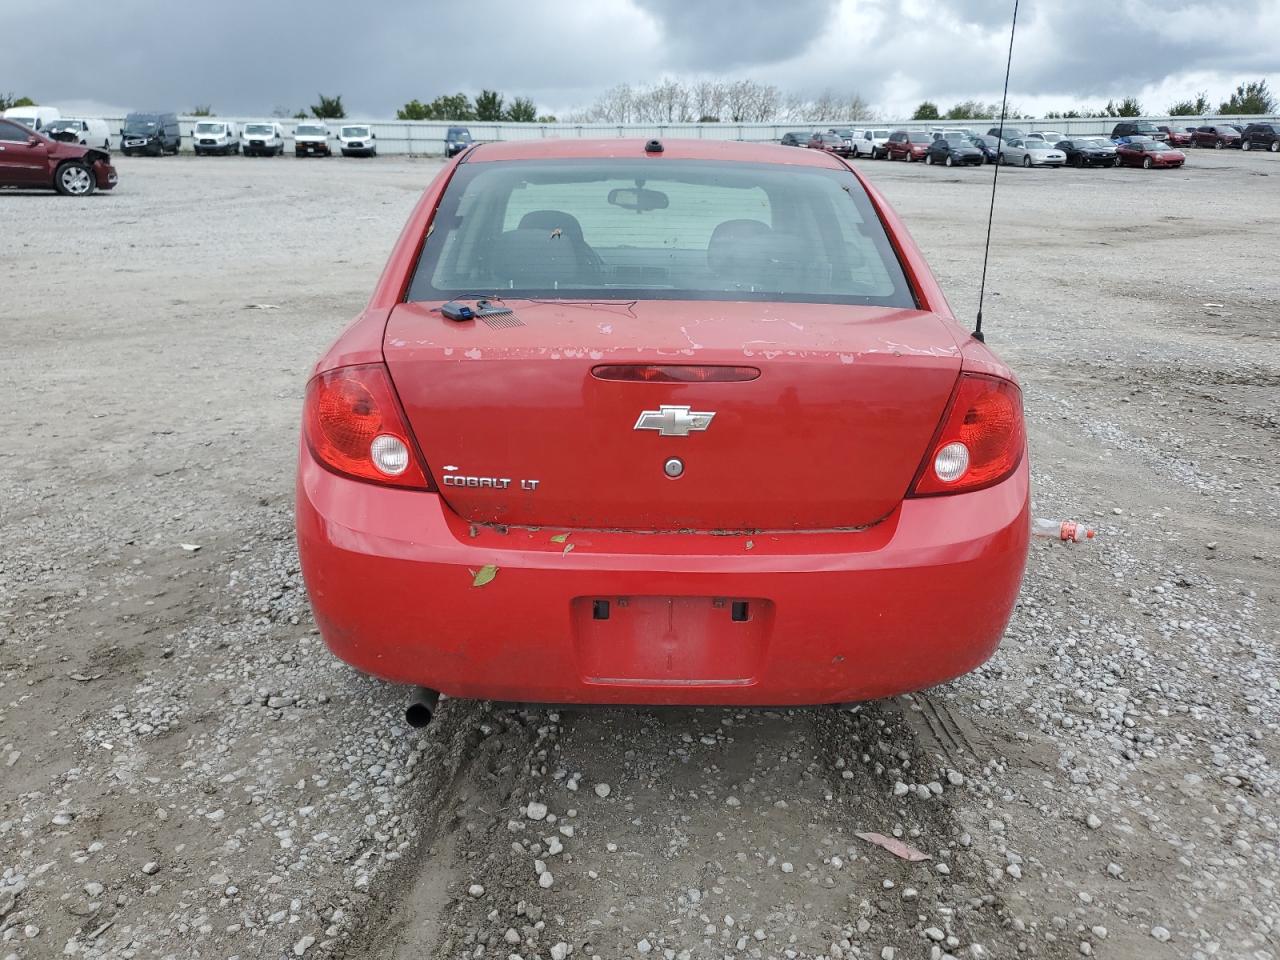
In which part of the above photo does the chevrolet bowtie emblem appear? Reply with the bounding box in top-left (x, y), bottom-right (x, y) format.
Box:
top-left (633, 405), bottom-right (716, 437)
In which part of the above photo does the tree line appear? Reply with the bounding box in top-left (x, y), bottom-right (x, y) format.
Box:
top-left (911, 80), bottom-right (1276, 123)
top-left (6, 78), bottom-right (1276, 126)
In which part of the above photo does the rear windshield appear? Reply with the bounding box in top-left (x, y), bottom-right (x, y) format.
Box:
top-left (406, 158), bottom-right (915, 307)
top-left (907, 132), bottom-right (933, 143)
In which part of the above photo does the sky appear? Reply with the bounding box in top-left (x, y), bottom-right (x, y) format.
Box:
top-left (6, 0), bottom-right (1278, 120)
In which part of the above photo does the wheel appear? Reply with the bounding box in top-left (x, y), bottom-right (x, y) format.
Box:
top-left (997, 152), bottom-right (1005, 165)
top-left (1143, 157), bottom-right (1152, 169)
top-left (1271, 141), bottom-right (1279, 153)
top-left (944, 155), bottom-right (953, 167)
top-left (924, 153), bottom-right (933, 165)
top-left (55, 161), bottom-right (95, 196)
top-left (1114, 157), bottom-right (1121, 167)
top-left (1073, 155), bottom-right (1083, 168)
top-left (1242, 140), bottom-right (1251, 151)
top-left (1022, 155), bottom-right (1031, 167)
top-left (906, 151), bottom-right (914, 162)
top-left (1215, 139), bottom-right (1223, 149)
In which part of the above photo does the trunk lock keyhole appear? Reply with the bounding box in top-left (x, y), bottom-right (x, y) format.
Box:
top-left (664, 457), bottom-right (684, 479)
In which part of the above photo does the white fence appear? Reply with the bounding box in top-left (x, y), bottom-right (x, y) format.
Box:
top-left (95, 115), bottom-right (1279, 156)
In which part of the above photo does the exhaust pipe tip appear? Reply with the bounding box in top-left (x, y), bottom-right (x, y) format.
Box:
top-left (405, 686), bottom-right (441, 728)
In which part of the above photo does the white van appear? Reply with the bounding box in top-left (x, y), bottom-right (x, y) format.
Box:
top-left (241, 121), bottom-right (285, 157)
top-left (2, 105), bottom-right (61, 132)
top-left (192, 120), bottom-right (241, 156)
top-left (338, 124), bottom-right (377, 157)
top-left (293, 122), bottom-right (332, 157)
top-left (43, 117), bottom-right (112, 149)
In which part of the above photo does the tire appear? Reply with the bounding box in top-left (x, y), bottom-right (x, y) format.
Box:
top-left (1073, 155), bottom-right (1083, 168)
top-left (997, 152), bottom-right (1004, 165)
top-left (1143, 157), bottom-right (1152, 169)
top-left (925, 153), bottom-right (933, 165)
top-left (1242, 140), bottom-right (1251, 151)
top-left (945, 155), bottom-right (953, 167)
top-left (1114, 157), bottom-right (1121, 167)
top-left (55, 160), bottom-right (95, 196)
top-left (1271, 141), bottom-right (1279, 153)
top-left (1022, 155), bottom-right (1031, 167)
top-left (1215, 139), bottom-right (1223, 149)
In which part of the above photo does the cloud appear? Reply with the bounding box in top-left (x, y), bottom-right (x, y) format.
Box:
top-left (2, 0), bottom-right (1275, 119)
top-left (630, 0), bottom-right (841, 69)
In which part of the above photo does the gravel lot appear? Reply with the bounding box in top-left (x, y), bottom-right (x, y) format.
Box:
top-left (2, 148), bottom-right (1277, 960)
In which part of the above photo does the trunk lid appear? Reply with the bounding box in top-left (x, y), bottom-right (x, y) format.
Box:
top-left (384, 300), bottom-right (962, 531)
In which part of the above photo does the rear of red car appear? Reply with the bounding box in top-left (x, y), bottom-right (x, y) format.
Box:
top-left (295, 140), bottom-right (1029, 705)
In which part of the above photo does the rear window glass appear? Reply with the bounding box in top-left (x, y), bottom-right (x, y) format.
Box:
top-left (406, 159), bottom-right (915, 307)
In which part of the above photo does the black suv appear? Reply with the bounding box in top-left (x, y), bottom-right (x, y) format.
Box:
top-left (121, 112), bottom-right (181, 156)
top-left (1239, 123), bottom-right (1279, 153)
top-left (779, 131), bottom-right (811, 147)
top-left (444, 126), bottom-right (472, 157)
top-left (1110, 120), bottom-right (1166, 142)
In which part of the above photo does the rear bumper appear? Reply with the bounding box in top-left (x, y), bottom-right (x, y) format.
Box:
top-left (296, 451), bottom-right (1030, 705)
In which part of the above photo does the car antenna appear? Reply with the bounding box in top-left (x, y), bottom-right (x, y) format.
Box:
top-left (973, 0), bottom-right (1020, 344)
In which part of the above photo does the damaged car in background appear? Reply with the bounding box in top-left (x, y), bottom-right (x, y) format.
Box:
top-left (295, 138), bottom-right (1030, 718)
top-left (0, 117), bottom-right (117, 196)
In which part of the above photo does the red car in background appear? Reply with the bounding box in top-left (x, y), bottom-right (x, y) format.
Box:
top-left (1116, 139), bottom-right (1186, 168)
top-left (1156, 125), bottom-right (1193, 147)
top-left (295, 138), bottom-right (1030, 712)
top-left (1192, 125), bottom-right (1241, 149)
top-left (806, 132), bottom-right (848, 156)
top-left (0, 118), bottom-right (117, 195)
top-left (885, 130), bottom-right (934, 161)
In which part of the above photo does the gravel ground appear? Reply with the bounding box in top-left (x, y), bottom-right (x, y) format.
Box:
top-left (1, 149), bottom-right (1277, 960)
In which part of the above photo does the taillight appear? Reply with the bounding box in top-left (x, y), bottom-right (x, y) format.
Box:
top-left (302, 363), bottom-right (432, 489)
top-left (909, 374), bottom-right (1025, 496)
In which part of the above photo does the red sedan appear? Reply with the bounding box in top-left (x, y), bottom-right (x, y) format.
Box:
top-left (0, 118), bottom-right (117, 195)
top-left (1117, 139), bottom-right (1186, 168)
top-left (296, 138), bottom-right (1030, 712)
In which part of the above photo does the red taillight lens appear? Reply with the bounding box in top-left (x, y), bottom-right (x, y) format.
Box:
top-left (591, 364), bottom-right (760, 383)
top-left (909, 374), bottom-right (1025, 496)
top-left (303, 363), bottom-right (432, 489)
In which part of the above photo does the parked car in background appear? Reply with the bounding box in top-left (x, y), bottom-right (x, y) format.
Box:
top-left (885, 130), bottom-right (934, 161)
top-left (1239, 123), bottom-right (1279, 152)
top-left (806, 132), bottom-right (847, 155)
top-left (931, 128), bottom-right (974, 140)
top-left (121, 112), bottom-right (180, 155)
top-left (855, 128), bottom-right (891, 158)
top-left (294, 122), bottom-right (332, 157)
top-left (1000, 138), bottom-right (1066, 167)
top-left (1055, 138), bottom-right (1118, 167)
top-left (338, 124), bottom-right (377, 157)
top-left (779, 131), bottom-right (810, 147)
top-left (0, 117), bottom-right (117, 195)
top-left (1028, 130), bottom-right (1065, 144)
top-left (1, 105), bottom-right (60, 132)
top-left (969, 135), bottom-right (1000, 163)
top-left (444, 126), bottom-right (472, 157)
top-left (1191, 125), bottom-right (1241, 149)
top-left (925, 135), bottom-right (984, 166)
top-left (987, 126), bottom-right (1025, 140)
top-left (242, 122), bottom-right (285, 156)
top-left (827, 128), bottom-right (858, 155)
top-left (42, 118), bottom-right (112, 150)
top-left (1110, 120), bottom-right (1166, 142)
top-left (1156, 125), bottom-right (1193, 147)
top-left (295, 137), bottom-right (1031, 709)
top-left (192, 120), bottom-right (240, 156)
top-left (1116, 139), bottom-right (1186, 168)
